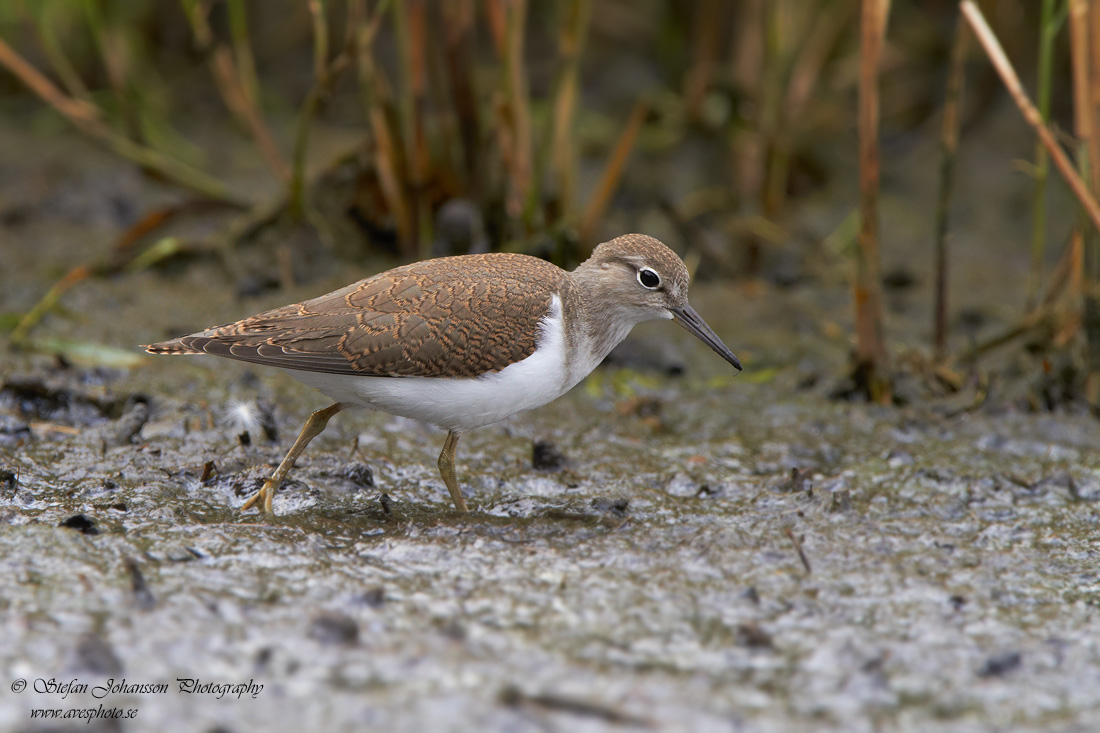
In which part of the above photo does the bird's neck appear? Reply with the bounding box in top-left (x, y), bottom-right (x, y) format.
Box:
top-left (567, 263), bottom-right (644, 372)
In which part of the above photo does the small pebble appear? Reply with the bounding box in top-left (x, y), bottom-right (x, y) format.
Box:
top-left (59, 514), bottom-right (99, 536)
top-left (308, 611), bottom-right (359, 646)
top-left (737, 622), bottom-right (774, 648)
top-left (979, 651), bottom-right (1022, 677)
top-left (358, 587), bottom-right (386, 608)
top-left (343, 462), bottom-right (375, 488)
top-left (591, 497), bottom-right (629, 517)
top-left (532, 439), bottom-right (567, 471)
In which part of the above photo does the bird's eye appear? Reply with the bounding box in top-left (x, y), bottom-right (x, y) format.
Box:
top-left (637, 268), bottom-right (661, 289)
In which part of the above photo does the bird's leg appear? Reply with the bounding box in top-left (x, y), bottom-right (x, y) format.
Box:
top-left (242, 403), bottom-right (343, 514)
top-left (437, 430), bottom-right (469, 513)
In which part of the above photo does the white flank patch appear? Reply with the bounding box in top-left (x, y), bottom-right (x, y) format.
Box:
top-left (292, 295), bottom-right (572, 432)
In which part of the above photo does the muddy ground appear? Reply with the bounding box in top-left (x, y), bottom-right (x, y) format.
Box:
top-left (2, 106), bottom-right (1100, 733)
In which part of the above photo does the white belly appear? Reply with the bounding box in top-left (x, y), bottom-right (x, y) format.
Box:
top-left (290, 295), bottom-right (577, 432)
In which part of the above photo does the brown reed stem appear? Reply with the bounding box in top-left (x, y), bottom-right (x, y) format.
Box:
top-left (358, 1), bottom-right (410, 247)
top-left (484, 0), bottom-right (507, 59)
top-left (398, 0), bottom-right (430, 256)
top-left (442, 0), bottom-right (480, 191)
top-left (1071, 0), bottom-right (1100, 405)
top-left (548, 0), bottom-right (591, 217)
top-left (504, 0), bottom-right (533, 224)
top-left (579, 99), bottom-right (649, 249)
top-left (11, 266), bottom-right (92, 346)
top-left (855, 0), bottom-right (892, 403)
top-left (933, 14), bottom-right (969, 362)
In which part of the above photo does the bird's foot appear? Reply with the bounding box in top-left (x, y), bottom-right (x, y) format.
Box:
top-left (241, 478), bottom-right (278, 514)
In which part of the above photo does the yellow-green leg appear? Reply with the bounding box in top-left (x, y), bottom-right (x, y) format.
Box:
top-left (242, 403), bottom-right (343, 514)
top-left (437, 430), bottom-right (469, 513)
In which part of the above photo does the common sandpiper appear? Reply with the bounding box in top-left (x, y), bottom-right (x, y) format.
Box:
top-left (144, 233), bottom-right (742, 514)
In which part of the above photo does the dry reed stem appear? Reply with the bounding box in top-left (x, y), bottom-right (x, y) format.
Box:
top-left (504, 0), bottom-right (532, 221)
top-left (729, 0), bottom-right (765, 206)
top-left (484, 0), bottom-right (507, 59)
top-left (1043, 232), bottom-right (1084, 308)
top-left (404, 0), bottom-right (431, 255)
top-left (549, 0), bottom-right (591, 214)
top-left (933, 15), bottom-right (969, 362)
top-left (421, 8), bottom-right (462, 197)
top-left (492, 92), bottom-right (520, 202)
top-left (11, 266), bottom-right (92, 345)
top-left (1072, 0), bottom-right (1100, 404)
top-left (442, 0), bottom-right (480, 189)
top-left (1091, 3), bottom-right (1100, 195)
top-left (0, 36), bottom-right (102, 127)
top-left (683, 0), bottom-right (723, 122)
top-left (579, 99), bottom-right (649, 248)
top-left (363, 71), bottom-right (412, 246)
top-left (855, 0), bottom-right (892, 403)
top-left (758, 0), bottom-right (785, 220)
top-left (961, 1), bottom-right (1100, 235)
top-left (355, 1), bottom-right (411, 247)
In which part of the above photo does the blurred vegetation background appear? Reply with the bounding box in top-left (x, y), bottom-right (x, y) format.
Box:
top-left (1, 0), bottom-right (1094, 406)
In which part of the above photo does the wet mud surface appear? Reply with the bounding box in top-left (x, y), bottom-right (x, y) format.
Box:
top-left (3, 115), bottom-right (1100, 732)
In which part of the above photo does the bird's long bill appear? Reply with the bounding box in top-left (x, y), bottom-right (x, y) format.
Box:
top-left (671, 305), bottom-right (742, 371)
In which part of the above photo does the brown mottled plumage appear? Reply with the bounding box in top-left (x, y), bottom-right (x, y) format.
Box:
top-left (146, 253), bottom-right (576, 378)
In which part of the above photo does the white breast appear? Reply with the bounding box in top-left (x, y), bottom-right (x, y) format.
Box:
top-left (290, 295), bottom-right (575, 433)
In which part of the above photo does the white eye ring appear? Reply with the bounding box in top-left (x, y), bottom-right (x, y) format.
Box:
top-left (637, 268), bottom-right (661, 289)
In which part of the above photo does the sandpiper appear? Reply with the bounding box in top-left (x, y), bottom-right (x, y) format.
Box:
top-left (144, 234), bottom-right (741, 514)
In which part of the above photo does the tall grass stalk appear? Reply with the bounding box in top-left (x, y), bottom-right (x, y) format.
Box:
top-left (1027, 0), bottom-right (1063, 311)
top-left (933, 14), bottom-right (969, 362)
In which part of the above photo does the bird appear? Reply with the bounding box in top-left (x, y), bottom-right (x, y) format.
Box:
top-left (144, 233), bottom-right (741, 514)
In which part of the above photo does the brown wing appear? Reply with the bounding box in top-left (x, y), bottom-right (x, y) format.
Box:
top-left (144, 253), bottom-right (572, 378)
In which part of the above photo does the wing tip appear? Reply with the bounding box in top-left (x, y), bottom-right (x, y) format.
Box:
top-left (143, 338), bottom-right (199, 355)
